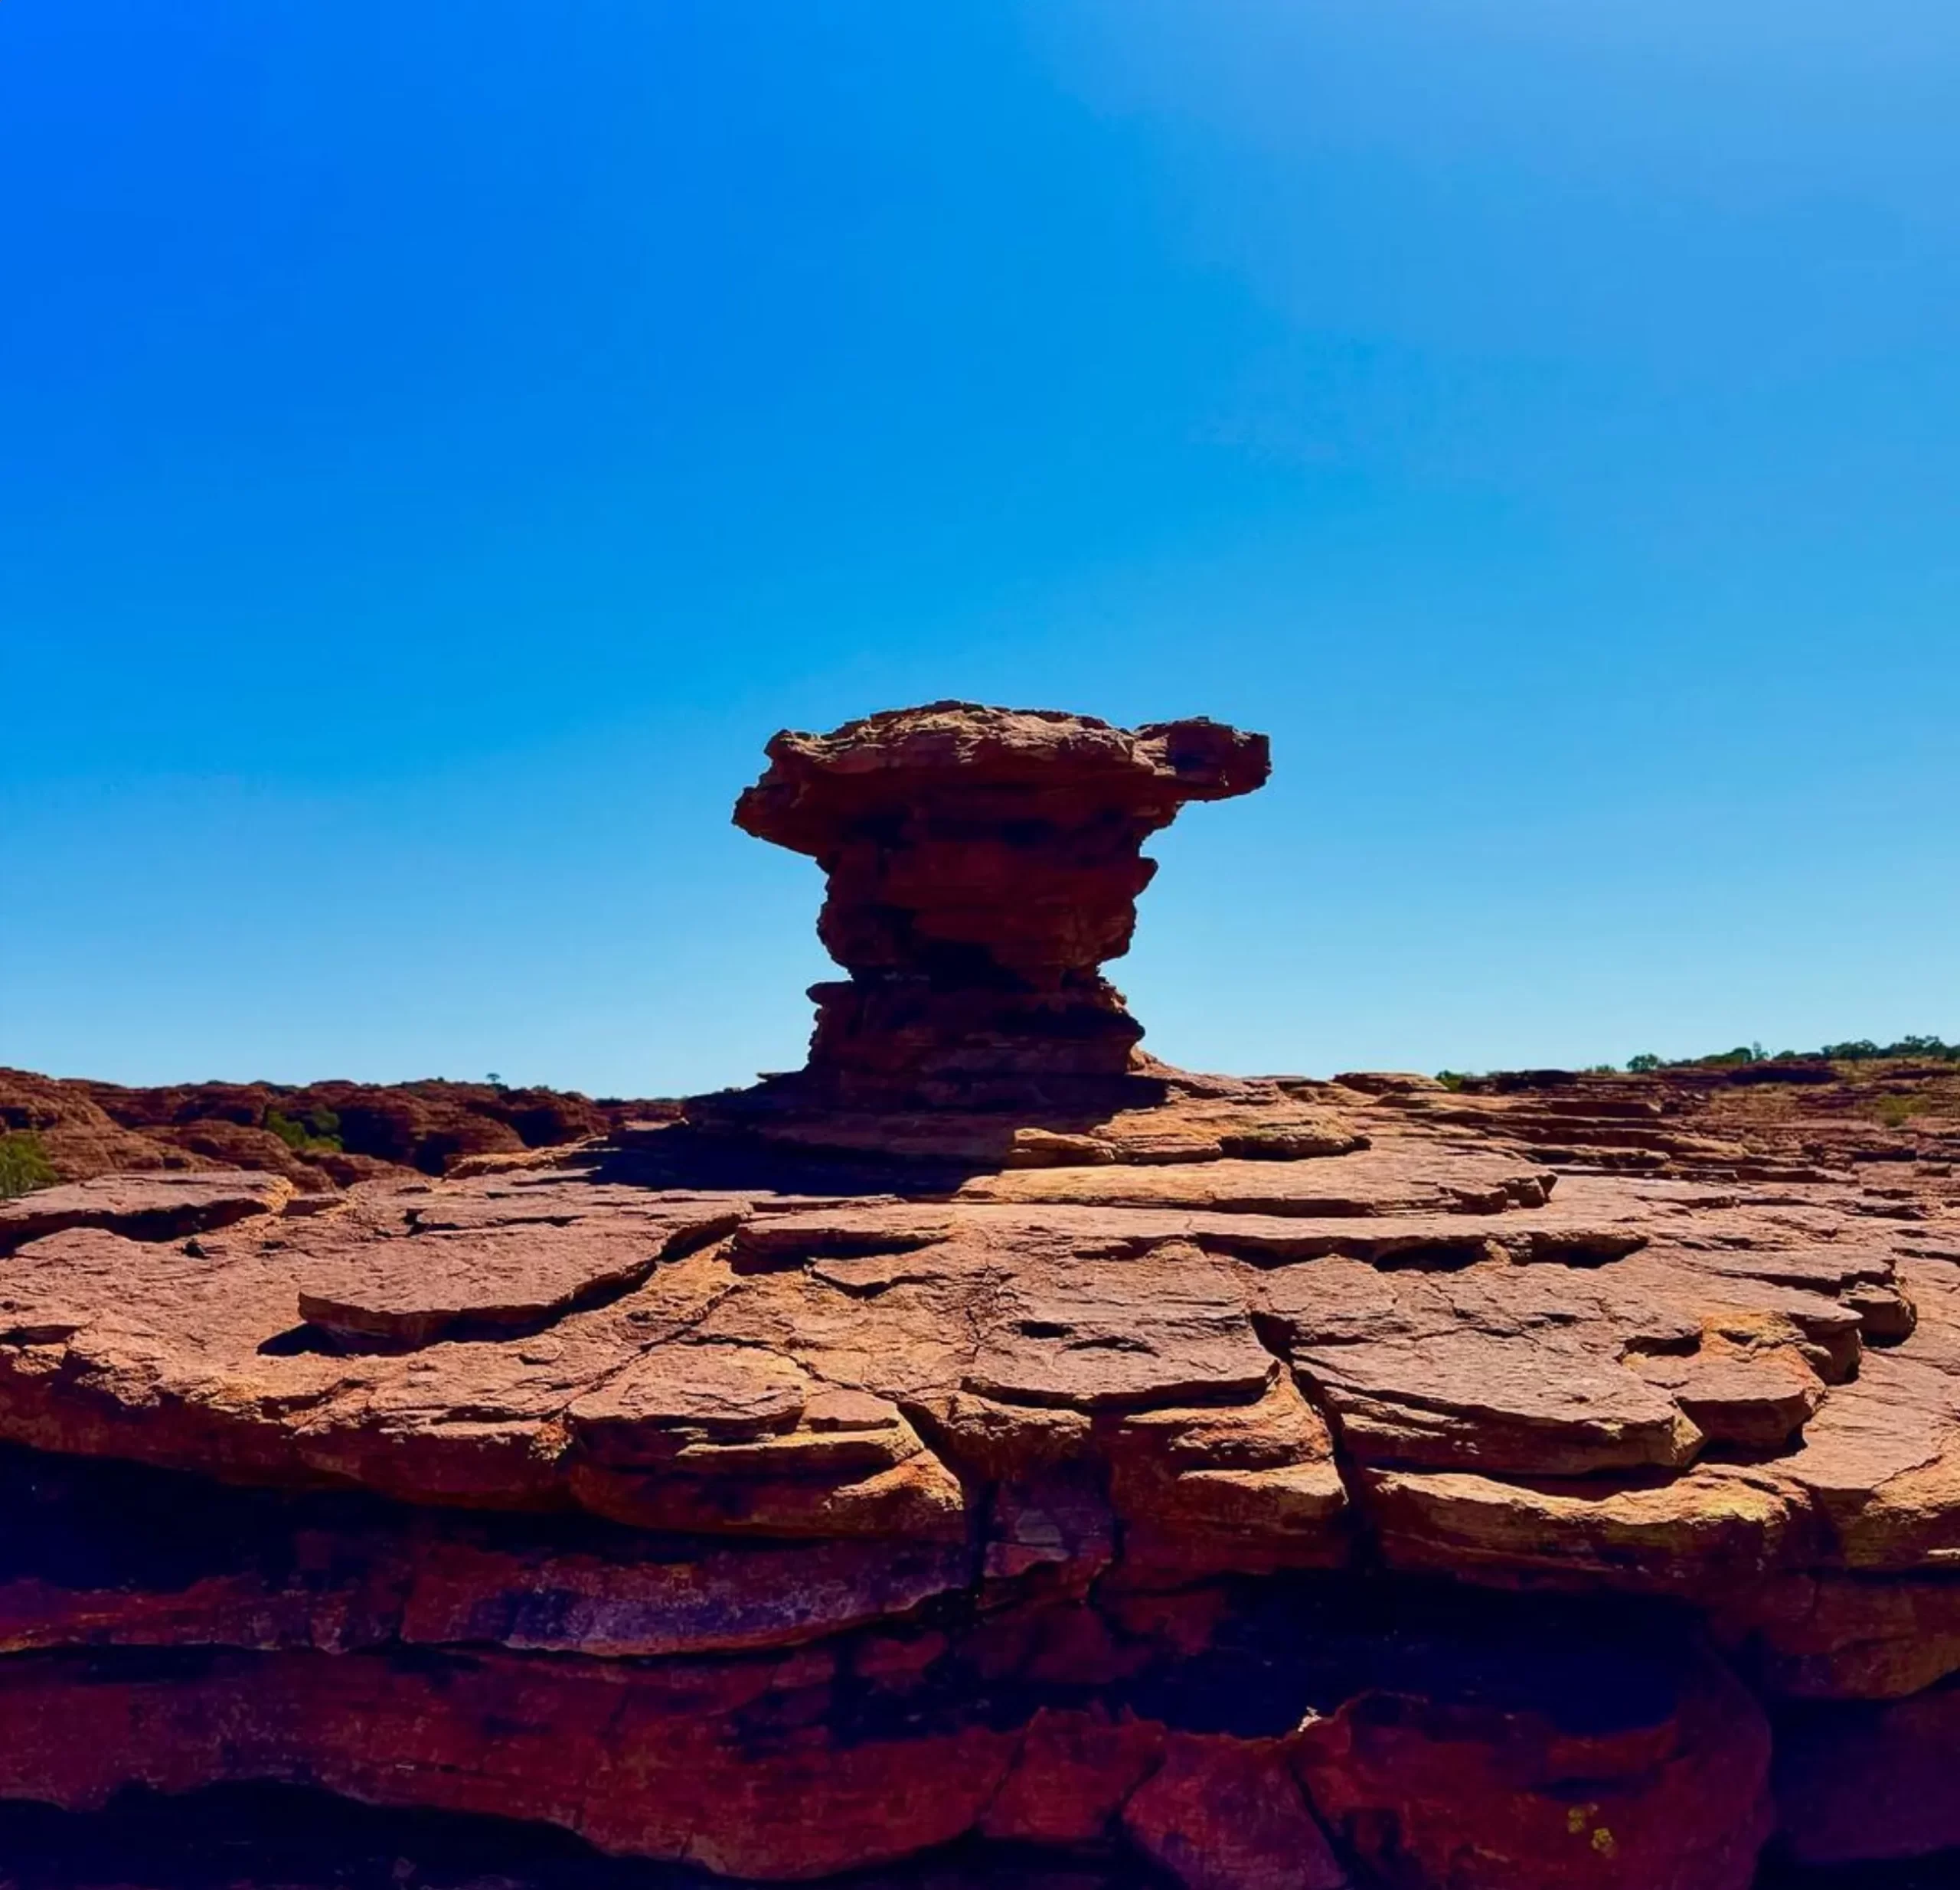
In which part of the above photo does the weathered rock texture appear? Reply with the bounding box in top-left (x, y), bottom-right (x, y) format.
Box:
top-left (0, 1069), bottom-right (675, 1193)
top-left (728, 703), bottom-right (1269, 1108)
top-left (2, 706), bottom-right (1958, 1890)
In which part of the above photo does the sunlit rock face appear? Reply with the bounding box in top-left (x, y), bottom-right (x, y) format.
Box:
top-left (2, 707), bottom-right (1960, 1890)
top-left (732, 703), bottom-right (1269, 1106)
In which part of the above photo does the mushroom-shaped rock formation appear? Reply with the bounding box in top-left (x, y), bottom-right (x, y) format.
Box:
top-left (8, 710), bottom-right (1960, 1890)
top-left (731, 703), bottom-right (1269, 1107)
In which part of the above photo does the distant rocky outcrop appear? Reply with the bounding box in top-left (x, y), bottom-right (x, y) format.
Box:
top-left (1, 1069), bottom-right (678, 1192)
top-left (0, 703), bottom-right (1956, 1890)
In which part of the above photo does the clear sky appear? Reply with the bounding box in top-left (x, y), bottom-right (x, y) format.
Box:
top-left (5, 2), bottom-right (1956, 1097)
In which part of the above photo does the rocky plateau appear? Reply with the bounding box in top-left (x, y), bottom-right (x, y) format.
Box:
top-left (3, 703), bottom-right (1959, 1890)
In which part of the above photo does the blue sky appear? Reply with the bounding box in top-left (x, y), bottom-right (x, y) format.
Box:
top-left (5, 2), bottom-right (1956, 1095)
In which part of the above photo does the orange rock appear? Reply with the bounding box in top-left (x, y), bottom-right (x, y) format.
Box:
top-left (3, 708), bottom-right (1960, 1887)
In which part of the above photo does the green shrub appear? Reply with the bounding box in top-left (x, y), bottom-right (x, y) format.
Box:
top-left (1822, 1035), bottom-right (1960, 1063)
top-left (1625, 1036), bottom-right (1958, 1074)
top-left (263, 1106), bottom-right (344, 1155)
top-left (0, 1131), bottom-right (57, 1200)
top-left (1873, 1093), bottom-right (1928, 1129)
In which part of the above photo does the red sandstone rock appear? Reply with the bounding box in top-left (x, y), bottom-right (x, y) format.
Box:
top-left (980, 1706), bottom-right (1164, 1846)
top-left (0, 1067), bottom-right (672, 1194)
top-left (1123, 1732), bottom-right (1349, 1890)
top-left (0, 1170), bottom-right (293, 1255)
top-left (0, 1642), bottom-right (1025, 1881)
top-left (1295, 1640), bottom-right (1773, 1890)
top-left (1724, 1572), bottom-right (1960, 1700)
top-left (0, 1067), bottom-right (210, 1183)
top-left (294, 1206), bottom-right (742, 1347)
top-left (5, 709), bottom-right (1960, 1889)
top-left (0, 1111), bottom-right (1945, 1885)
top-left (726, 704), bottom-right (1269, 1106)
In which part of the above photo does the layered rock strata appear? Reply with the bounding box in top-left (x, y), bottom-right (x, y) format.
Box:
top-left (0, 707), bottom-right (1957, 1889)
top-left (724, 703), bottom-right (1268, 1114)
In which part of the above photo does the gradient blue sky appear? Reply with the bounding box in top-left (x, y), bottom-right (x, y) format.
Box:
top-left (5, 2), bottom-right (1956, 1096)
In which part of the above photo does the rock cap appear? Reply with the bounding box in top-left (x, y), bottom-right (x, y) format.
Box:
top-left (734, 702), bottom-right (1270, 860)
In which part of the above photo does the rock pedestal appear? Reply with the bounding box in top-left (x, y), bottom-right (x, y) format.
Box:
top-left (2, 708), bottom-right (1959, 1890)
top-left (731, 703), bottom-right (1269, 1108)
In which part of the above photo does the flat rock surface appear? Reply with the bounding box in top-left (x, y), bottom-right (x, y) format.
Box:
top-left (3, 1059), bottom-right (1960, 1890)
top-left (1, 1081), bottom-right (1953, 1595)
top-left (0, 1171), bottom-right (296, 1255)
top-left (13, 698), bottom-right (1960, 1890)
